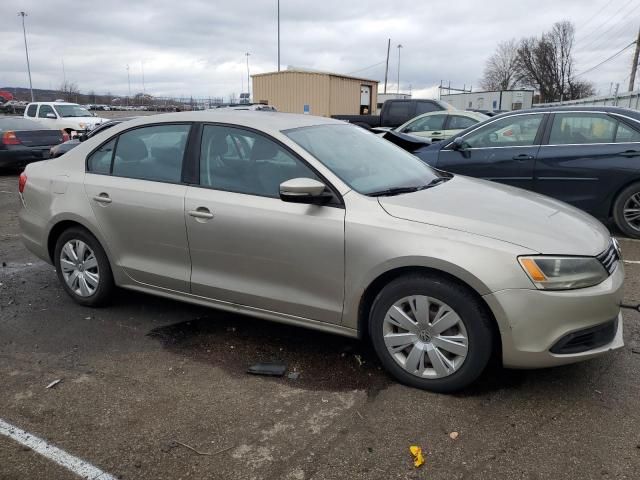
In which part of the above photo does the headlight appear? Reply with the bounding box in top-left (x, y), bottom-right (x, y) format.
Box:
top-left (518, 256), bottom-right (608, 290)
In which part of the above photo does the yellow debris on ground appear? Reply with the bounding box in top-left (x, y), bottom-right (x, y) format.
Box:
top-left (409, 445), bottom-right (424, 468)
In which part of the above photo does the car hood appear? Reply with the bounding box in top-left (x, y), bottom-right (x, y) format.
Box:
top-left (378, 175), bottom-right (611, 256)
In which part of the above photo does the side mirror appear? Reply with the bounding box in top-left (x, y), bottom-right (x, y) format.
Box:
top-left (451, 137), bottom-right (466, 150)
top-left (46, 113), bottom-right (56, 119)
top-left (78, 133), bottom-right (88, 142)
top-left (279, 178), bottom-right (332, 205)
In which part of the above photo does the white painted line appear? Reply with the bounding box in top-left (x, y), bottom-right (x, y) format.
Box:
top-left (624, 260), bottom-right (640, 265)
top-left (0, 418), bottom-right (116, 480)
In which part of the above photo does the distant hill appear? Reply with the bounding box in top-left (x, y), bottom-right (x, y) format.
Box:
top-left (1, 87), bottom-right (67, 102)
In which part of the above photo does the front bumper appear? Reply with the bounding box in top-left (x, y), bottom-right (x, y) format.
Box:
top-left (484, 263), bottom-right (625, 368)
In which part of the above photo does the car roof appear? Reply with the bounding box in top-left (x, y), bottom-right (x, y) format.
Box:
top-left (27, 102), bottom-right (80, 106)
top-left (492, 105), bottom-right (640, 121)
top-left (119, 110), bottom-right (341, 133)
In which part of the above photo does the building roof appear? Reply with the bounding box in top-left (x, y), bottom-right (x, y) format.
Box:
top-left (252, 67), bottom-right (379, 84)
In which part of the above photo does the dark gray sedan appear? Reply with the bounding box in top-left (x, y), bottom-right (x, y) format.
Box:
top-left (414, 106), bottom-right (640, 238)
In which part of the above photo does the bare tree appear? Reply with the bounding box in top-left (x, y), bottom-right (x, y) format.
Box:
top-left (517, 21), bottom-right (594, 102)
top-left (480, 39), bottom-right (521, 90)
top-left (59, 81), bottom-right (80, 102)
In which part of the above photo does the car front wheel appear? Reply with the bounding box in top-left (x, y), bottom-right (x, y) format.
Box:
top-left (369, 274), bottom-right (494, 393)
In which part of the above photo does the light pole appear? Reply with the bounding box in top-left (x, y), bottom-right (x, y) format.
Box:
top-left (18, 12), bottom-right (34, 102)
top-left (141, 60), bottom-right (146, 106)
top-left (277, 0), bottom-right (280, 71)
top-left (245, 52), bottom-right (251, 101)
top-left (126, 64), bottom-right (131, 106)
top-left (396, 44), bottom-right (403, 95)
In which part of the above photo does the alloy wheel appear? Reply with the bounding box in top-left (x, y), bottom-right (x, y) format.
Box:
top-left (382, 295), bottom-right (468, 379)
top-left (623, 193), bottom-right (640, 232)
top-left (59, 239), bottom-right (100, 297)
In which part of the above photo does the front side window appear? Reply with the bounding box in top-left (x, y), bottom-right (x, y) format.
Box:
top-left (404, 114), bottom-right (446, 133)
top-left (199, 125), bottom-right (321, 198)
top-left (448, 115), bottom-right (479, 130)
top-left (285, 124), bottom-right (442, 195)
top-left (111, 124), bottom-right (190, 183)
top-left (461, 114), bottom-right (543, 148)
top-left (549, 113), bottom-right (616, 145)
top-left (26, 104), bottom-right (37, 117)
top-left (87, 139), bottom-right (115, 175)
top-left (38, 105), bottom-right (55, 118)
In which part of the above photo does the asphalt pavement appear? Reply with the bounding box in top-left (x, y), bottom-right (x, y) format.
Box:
top-left (1, 171), bottom-right (639, 480)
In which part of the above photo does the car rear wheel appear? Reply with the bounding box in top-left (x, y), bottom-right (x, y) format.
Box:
top-left (369, 274), bottom-right (494, 393)
top-left (613, 182), bottom-right (640, 239)
top-left (54, 227), bottom-right (114, 307)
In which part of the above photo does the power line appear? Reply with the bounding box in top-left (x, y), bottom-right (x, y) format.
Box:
top-left (576, 17), bottom-right (639, 65)
top-left (346, 60), bottom-right (386, 75)
top-left (576, 0), bottom-right (635, 44)
top-left (576, 40), bottom-right (636, 77)
top-left (577, 0), bottom-right (616, 32)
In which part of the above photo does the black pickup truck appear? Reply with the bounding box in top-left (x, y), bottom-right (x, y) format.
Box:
top-left (332, 99), bottom-right (450, 130)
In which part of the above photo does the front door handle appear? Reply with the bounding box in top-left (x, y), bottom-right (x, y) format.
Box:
top-left (93, 193), bottom-right (112, 204)
top-left (618, 150), bottom-right (640, 158)
top-left (188, 207), bottom-right (214, 220)
top-left (513, 154), bottom-right (534, 161)
top-left (432, 132), bottom-right (442, 136)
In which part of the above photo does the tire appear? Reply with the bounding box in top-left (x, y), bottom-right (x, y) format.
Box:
top-left (612, 182), bottom-right (640, 239)
top-left (369, 274), bottom-right (494, 393)
top-left (54, 227), bottom-right (114, 307)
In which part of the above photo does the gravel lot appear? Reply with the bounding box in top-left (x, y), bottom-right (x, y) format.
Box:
top-left (1, 171), bottom-right (639, 479)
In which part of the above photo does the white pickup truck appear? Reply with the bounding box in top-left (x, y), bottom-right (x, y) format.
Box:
top-left (24, 102), bottom-right (108, 135)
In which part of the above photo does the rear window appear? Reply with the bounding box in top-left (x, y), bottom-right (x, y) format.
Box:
top-left (0, 118), bottom-right (43, 132)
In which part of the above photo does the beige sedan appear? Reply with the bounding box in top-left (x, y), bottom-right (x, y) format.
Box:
top-left (18, 111), bottom-right (623, 392)
top-left (394, 110), bottom-right (489, 140)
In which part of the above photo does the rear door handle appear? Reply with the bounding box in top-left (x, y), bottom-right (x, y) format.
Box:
top-left (188, 207), bottom-right (214, 220)
top-left (512, 154), bottom-right (534, 161)
top-left (93, 193), bottom-right (112, 204)
top-left (618, 150), bottom-right (640, 157)
top-left (432, 132), bottom-right (442, 136)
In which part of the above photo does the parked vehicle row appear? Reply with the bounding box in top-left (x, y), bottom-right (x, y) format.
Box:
top-left (332, 99), bottom-right (452, 130)
top-left (18, 110), bottom-right (624, 393)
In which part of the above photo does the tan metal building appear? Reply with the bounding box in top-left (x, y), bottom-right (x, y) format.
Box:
top-left (251, 68), bottom-right (379, 117)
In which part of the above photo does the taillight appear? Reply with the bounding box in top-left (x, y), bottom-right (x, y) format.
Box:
top-left (18, 172), bottom-right (27, 193)
top-left (61, 130), bottom-right (70, 142)
top-left (2, 131), bottom-right (20, 145)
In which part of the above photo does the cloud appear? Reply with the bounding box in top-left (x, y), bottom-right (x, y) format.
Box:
top-left (1, 0), bottom-right (635, 100)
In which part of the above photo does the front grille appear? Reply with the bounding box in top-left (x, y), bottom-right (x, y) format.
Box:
top-left (550, 319), bottom-right (618, 354)
top-left (596, 242), bottom-right (619, 275)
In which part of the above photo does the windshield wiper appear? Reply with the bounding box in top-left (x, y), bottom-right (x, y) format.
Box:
top-left (367, 177), bottom-right (450, 197)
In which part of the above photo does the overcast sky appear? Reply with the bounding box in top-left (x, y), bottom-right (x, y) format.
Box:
top-left (1, 0), bottom-right (638, 101)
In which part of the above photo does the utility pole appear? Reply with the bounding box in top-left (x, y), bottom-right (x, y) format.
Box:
top-left (141, 60), bottom-right (146, 106)
top-left (62, 58), bottom-right (66, 85)
top-left (629, 26), bottom-right (640, 91)
top-left (383, 38), bottom-right (390, 94)
top-left (277, 0), bottom-right (280, 71)
top-left (126, 64), bottom-right (131, 106)
top-left (396, 44), bottom-right (403, 95)
top-left (18, 12), bottom-right (34, 102)
top-left (246, 52), bottom-right (251, 100)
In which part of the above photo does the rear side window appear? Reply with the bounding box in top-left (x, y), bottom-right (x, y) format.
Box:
top-left (26, 104), bottom-right (37, 117)
top-left (87, 139), bottom-right (115, 174)
top-left (615, 121), bottom-right (640, 143)
top-left (38, 105), bottom-right (55, 118)
top-left (462, 114), bottom-right (543, 148)
top-left (549, 113), bottom-right (616, 145)
top-left (111, 124), bottom-right (190, 183)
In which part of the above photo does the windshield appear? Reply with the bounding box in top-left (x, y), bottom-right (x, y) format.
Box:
top-left (53, 104), bottom-right (92, 118)
top-left (284, 124), bottom-right (444, 195)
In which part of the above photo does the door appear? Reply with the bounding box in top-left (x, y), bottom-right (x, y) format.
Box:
top-left (435, 113), bottom-right (545, 190)
top-left (185, 124), bottom-right (345, 324)
top-left (400, 113), bottom-right (447, 139)
top-left (83, 123), bottom-right (192, 292)
top-left (37, 104), bottom-right (57, 126)
top-left (360, 85), bottom-right (371, 114)
top-left (535, 112), bottom-right (640, 216)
